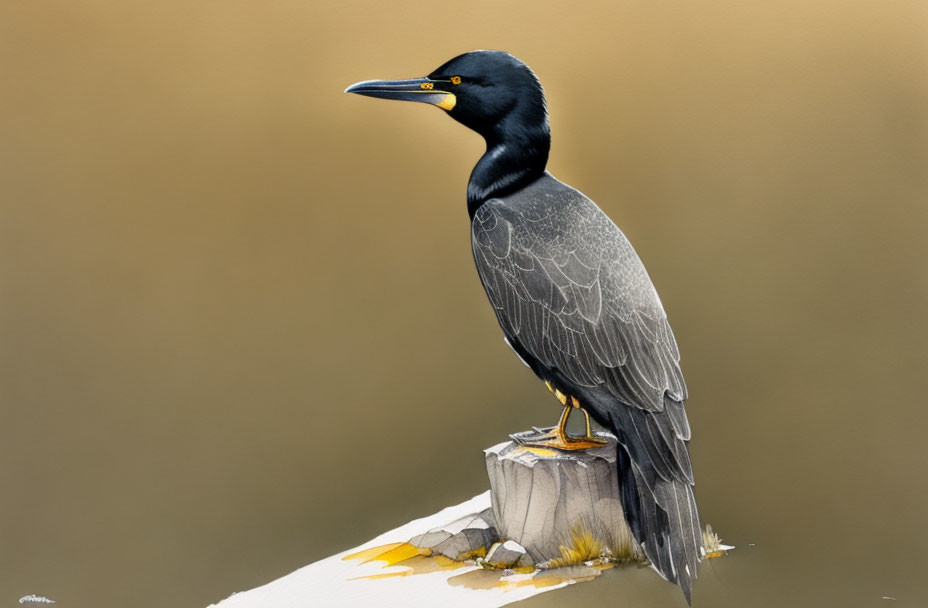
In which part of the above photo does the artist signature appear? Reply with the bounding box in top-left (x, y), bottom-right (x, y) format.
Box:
top-left (18, 596), bottom-right (55, 605)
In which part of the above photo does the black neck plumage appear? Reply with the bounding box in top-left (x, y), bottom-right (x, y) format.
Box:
top-left (467, 111), bottom-right (551, 219)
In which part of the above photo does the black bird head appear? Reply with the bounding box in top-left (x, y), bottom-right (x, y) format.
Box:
top-left (346, 50), bottom-right (551, 217)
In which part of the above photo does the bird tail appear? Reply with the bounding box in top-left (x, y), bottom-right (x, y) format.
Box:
top-left (609, 407), bottom-right (702, 604)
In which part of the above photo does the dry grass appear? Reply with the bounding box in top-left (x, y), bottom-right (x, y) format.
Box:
top-left (703, 524), bottom-right (729, 559)
top-left (505, 521), bottom-right (728, 571)
top-left (546, 524), bottom-right (605, 568)
top-left (541, 517), bottom-right (651, 569)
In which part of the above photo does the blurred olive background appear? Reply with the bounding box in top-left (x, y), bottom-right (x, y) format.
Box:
top-left (1, 1), bottom-right (926, 607)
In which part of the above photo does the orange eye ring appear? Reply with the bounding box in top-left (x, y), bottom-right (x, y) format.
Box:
top-left (451, 76), bottom-right (462, 85)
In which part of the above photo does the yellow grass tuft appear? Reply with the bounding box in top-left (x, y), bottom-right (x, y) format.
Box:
top-left (608, 524), bottom-right (645, 564)
top-left (703, 524), bottom-right (728, 559)
top-left (546, 523), bottom-right (604, 568)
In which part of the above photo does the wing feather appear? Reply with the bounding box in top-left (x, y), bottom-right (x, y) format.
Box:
top-left (472, 188), bottom-right (700, 601)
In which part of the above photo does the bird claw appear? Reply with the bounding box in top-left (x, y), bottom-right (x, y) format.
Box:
top-left (511, 426), bottom-right (608, 451)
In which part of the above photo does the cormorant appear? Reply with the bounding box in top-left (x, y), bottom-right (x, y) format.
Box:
top-left (346, 50), bottom-right (702, 602)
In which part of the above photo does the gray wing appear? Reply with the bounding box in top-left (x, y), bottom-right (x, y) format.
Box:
top-left (472, 194), bottom-right (691, 442)
top-left (472, 188), bottom-right (701, 597)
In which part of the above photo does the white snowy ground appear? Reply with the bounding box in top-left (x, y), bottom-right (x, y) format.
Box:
top-left (207, 491), bottom-right (594, 608)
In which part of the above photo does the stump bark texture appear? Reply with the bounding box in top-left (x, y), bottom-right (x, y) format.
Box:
top-left (484, 434), bottom-right (636, 563)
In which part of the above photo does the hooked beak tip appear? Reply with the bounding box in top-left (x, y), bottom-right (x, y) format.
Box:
top-left (344, 79), bottom-right (389, 95)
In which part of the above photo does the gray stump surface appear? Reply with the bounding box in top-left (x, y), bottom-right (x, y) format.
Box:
top-left (484, 433), bottom-right (637, 563)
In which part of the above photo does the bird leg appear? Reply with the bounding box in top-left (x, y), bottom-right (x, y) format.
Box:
top-left (515, 383), bottom-right (608, 451)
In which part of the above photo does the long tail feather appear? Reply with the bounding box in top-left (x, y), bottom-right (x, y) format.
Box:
top-left (609, 407), bottom-right (702, 604)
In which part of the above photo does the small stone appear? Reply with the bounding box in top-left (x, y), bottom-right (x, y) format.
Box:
top-left (433, 528), bottom-right (496, 560)
top-left (410, 508), bottom-right (499, 559)
top-left (485, 540), bottom-right (528, 568)
top-left (408, 530), bottom-right (451, 548)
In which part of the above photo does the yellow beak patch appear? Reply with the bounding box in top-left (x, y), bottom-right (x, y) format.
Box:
top-left (436, 93), bottom-right (456, 111)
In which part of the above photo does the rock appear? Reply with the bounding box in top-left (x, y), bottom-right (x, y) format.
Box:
top-left (409, 507), bottom-right (498, 559)
top-left (484, 434), bottom-right (638, 564)
top-left (485, 540), bottom-right (531, 568)
top-left (515, 553), bottom-right (535, 569)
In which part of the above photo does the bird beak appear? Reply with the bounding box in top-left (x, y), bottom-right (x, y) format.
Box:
top-left (344, 78), bottom-right (456, 111)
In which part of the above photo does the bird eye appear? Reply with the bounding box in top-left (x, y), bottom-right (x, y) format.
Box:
top-left (451, 76), bottom-right (462, 85)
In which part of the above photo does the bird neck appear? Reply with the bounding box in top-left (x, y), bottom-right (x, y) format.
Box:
top-left (467, 114), bottom-right (550, 218)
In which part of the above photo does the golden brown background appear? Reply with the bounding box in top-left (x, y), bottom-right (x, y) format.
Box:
top-left (2, 1), bottom-right (926, 606)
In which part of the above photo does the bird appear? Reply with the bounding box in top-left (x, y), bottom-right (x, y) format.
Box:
top-left (345, 50), bottom-right (702, 603)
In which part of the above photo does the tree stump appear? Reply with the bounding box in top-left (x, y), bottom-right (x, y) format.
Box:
top-left (484, 433), bottom-right (638, 564)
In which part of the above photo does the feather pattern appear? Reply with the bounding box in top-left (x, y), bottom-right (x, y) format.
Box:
top-left (472, 172), bottom-right (702, 602)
